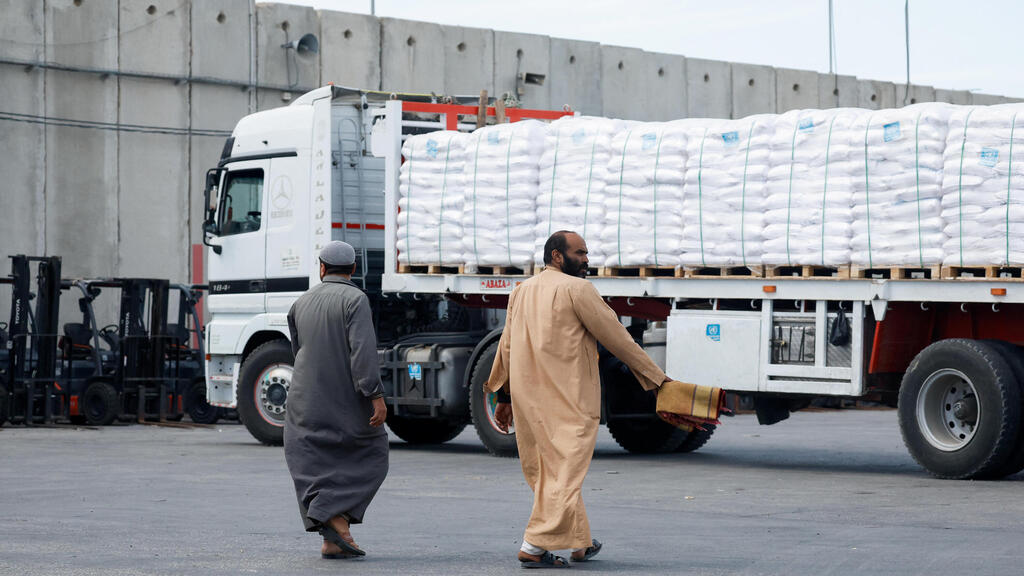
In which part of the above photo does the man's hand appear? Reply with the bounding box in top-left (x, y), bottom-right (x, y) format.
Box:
top-left (494, 402), bottom-right (513, 433)
top-left (369, 397), bottom-right (387, 427)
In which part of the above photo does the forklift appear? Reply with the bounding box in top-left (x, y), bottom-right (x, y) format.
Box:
top-left (166, 283), bottom-right (220, 424)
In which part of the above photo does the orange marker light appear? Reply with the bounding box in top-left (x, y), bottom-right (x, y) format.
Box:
top-left (991, 288), bottom-right (1007, 296)
top-left (763, 285), bottom-right (777, 293)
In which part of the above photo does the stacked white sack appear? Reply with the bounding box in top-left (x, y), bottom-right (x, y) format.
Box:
top-left (849, 103), bottom-right (954, 267)
top-left (599, 122), bottom-right (689, 268)
top-left (763, 108), bottom-right (863, 267)
top-left (941, 104), bottom-right (1024, 266)
top-left (534, 116), bottom-right (625, 267)
top-left (397, 131), bottom-right (468, 266)
top-left (680, 116), bottom-right (773, 268)
top-left (462, 120), bottom-right (547, 270)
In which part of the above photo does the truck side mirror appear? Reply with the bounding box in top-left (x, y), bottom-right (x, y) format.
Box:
top-left (203, 168), bottom-right (225, 254)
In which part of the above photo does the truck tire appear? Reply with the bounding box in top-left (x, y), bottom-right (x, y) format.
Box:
top-left (83, 381), bottom-right (119, 426)
top-left (469, 341), bottom-right (518, 457)
top-left (237, 340), bottom-right (293, 446)
top-left (386, 415), bottom-right (466, 444)
top-left (898, 339), bottom-right (1021, 479)
top-left (607, 417), bottom-right (688, 453)
top-left (186, 379), bottom-right (220, 425)
top-left (675, 424), bottom-right (716, 453)
top-left (984, 341), bottom-right (1024, 478)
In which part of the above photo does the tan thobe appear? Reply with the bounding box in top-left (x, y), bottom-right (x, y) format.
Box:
top-left (486, 268), bottom-right (668, 550)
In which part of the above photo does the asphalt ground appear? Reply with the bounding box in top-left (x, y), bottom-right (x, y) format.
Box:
top-left (2, 409), bottom-right (1024, 576)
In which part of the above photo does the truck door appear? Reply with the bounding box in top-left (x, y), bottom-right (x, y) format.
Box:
top-left (264, 154), bottom-right (311, 315)
top-left (207, 160), bottom-right (268, 313)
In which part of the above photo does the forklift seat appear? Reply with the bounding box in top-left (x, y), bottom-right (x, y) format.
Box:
top-left (60, 322), bottom-right (94, 359)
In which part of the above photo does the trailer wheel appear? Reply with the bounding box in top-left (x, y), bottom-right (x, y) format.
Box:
top-left (0, 384), bottom-right (7, 426)
top-left (469, 341), bottom-right (518, 457)
top-left (386, 415), bottom-right (466, 444)
top-left (83, 381), bottom-right (119, 426)
top-left (898, 339), bottom-right (1021, 479)
top-left (674, 424), bottom-right (716, 453)
top-left (237, 340), bottom-right (293, 446)
top-left (607, 417), bottom-right (688, 453)
top-left (186, 379), bottom-right (220, 425)
top-left (983, 341), bottom-right (1024, 478)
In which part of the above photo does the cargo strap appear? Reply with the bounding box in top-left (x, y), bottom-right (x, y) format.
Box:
top-left (862, 114), bottom-right (874, 268)
top-left (471, 132), bottom-right (482, 268)
top-left (820, 115), bottom-right (838, 267)
top-left (786, 119), bottom-right (799, 266)
top-left (697, 128), bottom-right (709, 267)
top-left (1009, 112), bottom-right (1018, 265)
top-left (505, 129), bottom-right (514, 267)
top-left (582, 132), bottom-right (599, 240)
top-left (652, 129), bottom-right (665, 266)
top-left (437, 136), bottom-right (454, 266)
top-left (913, 110), bottom-right (924, 267)
top-left (956, 108), bottom-right (976, 267)
top-left (546, 126), bottom-right (562, 239)
top-left (405, 140), bottom-right (414, 263)
top-left (616, 129), bottom-right (634, 267)
top-left (740, 122), bottom-right (756, 267)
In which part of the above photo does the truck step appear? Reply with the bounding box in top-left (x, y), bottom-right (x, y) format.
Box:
top-left (598, 266), bottom-right (682, 278)
top-left (682, 266), bottom-right (764, 279)
top-left (765, 265), bottom-right (850, 279)
top-left (940, 265), bottom-right (1024, 280)
top-left (849, 265), bottom-right (943, 280)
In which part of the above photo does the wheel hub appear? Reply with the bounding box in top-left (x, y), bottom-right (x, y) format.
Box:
top-left (256, 364), bottom-right (292, 423)
top-left (916, 368), bottom-right (980, 452)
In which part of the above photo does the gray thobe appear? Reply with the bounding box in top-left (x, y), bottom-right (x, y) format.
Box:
top-left (284, 275), bottom-right (388, 531)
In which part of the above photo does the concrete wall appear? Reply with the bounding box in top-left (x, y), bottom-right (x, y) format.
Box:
top-left (3, 0), bottom-right (1023, 288)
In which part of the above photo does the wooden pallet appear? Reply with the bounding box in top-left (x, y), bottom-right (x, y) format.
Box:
top-left (849, 265), bottom-right (942, 280)
top-left (398, 263), bottom-right (461, 275)
top-left (941, 265), bottom-right (1024, 280)
top-left (683, 265), bottom-right (763, 278)
top-left (598, 266), bottom-right (682, 278)
top-left (764, 265), bottom-right (850, 279)
top-left (462, 264), bottom-right (534, 276)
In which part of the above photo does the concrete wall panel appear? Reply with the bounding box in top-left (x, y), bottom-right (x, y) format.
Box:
top-left (817, 74), bottom-right (858, 109)
top-left (442, 25), bottom-right (492, 97)
top-left (776, 67), bottom-right (819, 112)
top-left (644, 52), bottom-right (686, 120)
top-left (549, 38), bottom-right (601, 116)
top-left (320, 10), bottom-right (380, 90)
top-left (192, 0), bottom-right (252, 83)
top-left (971, 93), bottom-right (1008, 105)
top-left (256, 3), bottom-right (320, 109)
top-left (935, 89), bottom-right (972, 105)
top-left (858, 80), bottom-right (896, 110)
top-left (119, 0), bottom-right (189, 75)
top-left (895, 84), bottom-right (936, 107)
top-left (732, 63), bottom-right (776, 118)
top-left (380, 18), bottom-right (444, 95)
top-left (686, 58), bottom-right (731, 119)
top-left (494, 31), bottom-right (550, 109)
top-left (601, 45), bottom-right (647, 121)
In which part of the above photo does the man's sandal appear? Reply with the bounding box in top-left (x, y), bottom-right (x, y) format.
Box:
top-left (571, 539), bottom-right (602, 562)
top-left (319, 524), bottom-right (365, 558)
top-left (519, 551), bottom-right (570, 569)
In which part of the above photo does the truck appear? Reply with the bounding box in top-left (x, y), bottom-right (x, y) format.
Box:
top-left (202, 85), bottom-right (1024, 480)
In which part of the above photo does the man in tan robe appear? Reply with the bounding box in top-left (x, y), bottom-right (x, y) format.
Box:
top-left (486, 230), bottom-right (677, 568)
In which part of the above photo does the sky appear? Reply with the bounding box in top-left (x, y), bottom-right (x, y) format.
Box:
top-left (268, 0), bottom-right (1023, 98)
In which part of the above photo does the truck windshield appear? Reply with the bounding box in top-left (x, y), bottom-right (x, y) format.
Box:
top-left (218, 170), bottom-right (264, 236)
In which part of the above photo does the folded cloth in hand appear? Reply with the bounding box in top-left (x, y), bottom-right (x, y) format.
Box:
top-left (656, 379), bottom-right (725, 431)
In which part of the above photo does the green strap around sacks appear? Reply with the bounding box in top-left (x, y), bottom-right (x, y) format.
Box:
top-left (697, 127), bottom-right (709, 267)
top-left (582, 133), bottom-right (599, 240)
top-left (785, 119), bottom-right (799, 267)
top-left (862, 114), bottom-right (874, 268)
top-left (740, 122), bottom-right (756, 267)
top-left (616, 129), bottom-right (634, 267)
top-left (505, 128), bottom-right (514, 267)
top-left (471, 132), bottom-right (482, 268)
top-left (1009, 112), bottom-right (1018, 265)
top-left (653, 130), bottom-right (665, 266)
top-left (820, 115), bottom-right (838, 268)
top-left (547, 126), bottom-right (562, 239)
top-left (437, 137), bottom-right (453, 266)
top-left (406, 139), bottom-right (414, 264)
top-left (914, 111), bottom-right (924, 267)
top-left (957, 109), bottom-right (976, 268)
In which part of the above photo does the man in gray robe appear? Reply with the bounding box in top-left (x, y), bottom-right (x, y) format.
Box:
top-left (284, 241), bottom-right (389, 559)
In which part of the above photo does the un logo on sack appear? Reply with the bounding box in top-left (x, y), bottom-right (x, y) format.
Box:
top-left (705, 324), bottom-right (721, 342)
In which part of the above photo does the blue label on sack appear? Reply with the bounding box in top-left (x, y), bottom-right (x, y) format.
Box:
top-left (705, 324), bottom-right (721, 342)
top-left (798, 117), bottom-right (815, 132)
top-left (487, 132), bottom-right (501, 145)
top-left (641, 132), bottom-right (658, 151)
top-left (883, 121), bottom-right (901, 142)
top-left (721, 131), bottom-right (740, 148)
top-left (407, 363), bottom-right (423, 381)
top-left (572, 129), bottom-right (587, 145)
top-left (979, 147), bottom-right (999, 167)
top-left (425, 139), bottom-right (439, 159)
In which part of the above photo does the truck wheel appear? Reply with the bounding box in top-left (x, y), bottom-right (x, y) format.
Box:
top-left (237, 340), bottom-right (293, 446)
top-left (607, 417), bottom-right (688, 453)
top-left (83, 381), bottom-right (119, 426)
top-left (675, 424), bottom-right (716, 453)
top-left (386, 415), bottom-right (466, 444)
top-left (898, 339), bottom-right (1021, 479)
top-left (983, 341), bottom-right (1024, 478)
top-left (186, 379), bottom-right (220, 425)
top-left (469, 341), bottom-right (518, 457)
